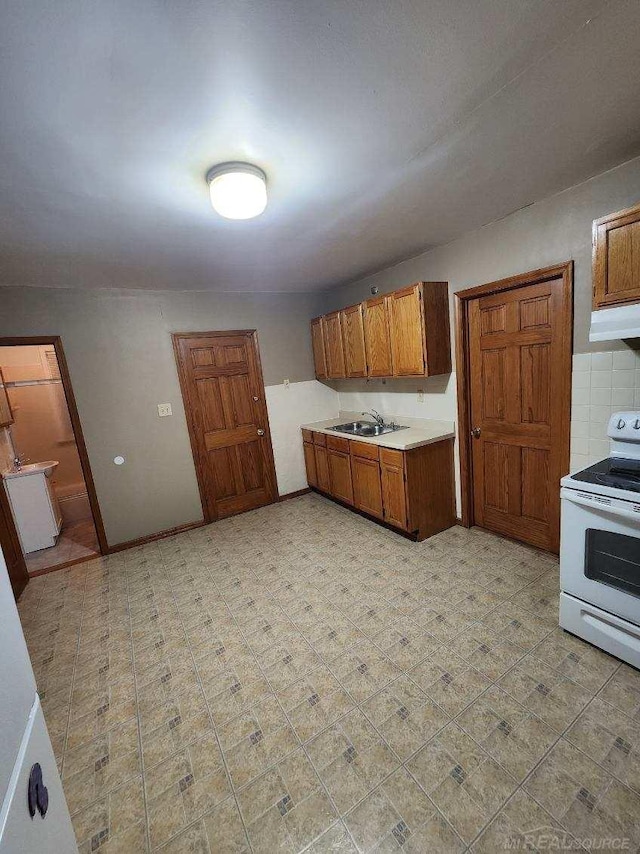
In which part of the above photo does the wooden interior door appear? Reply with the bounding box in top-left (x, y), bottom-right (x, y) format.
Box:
top-left (173, 331), bottom-right (278, 522)
top-left (310, 317), bottom-right (327, 379)
top-left (0, 481), bottom-right (28, 599)
top-left (389, 284), bottom-right (425, 376)
top-left (468, 278), bottom-right (570, 552)
top-left (364, 296), bottom-right (393, 377)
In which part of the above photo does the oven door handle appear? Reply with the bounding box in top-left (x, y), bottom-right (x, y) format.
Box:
top-left (562, 489), bottom-right (640, 523)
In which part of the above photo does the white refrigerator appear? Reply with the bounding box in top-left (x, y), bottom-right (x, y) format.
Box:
top-left (0, 547), bottom-right (76, 853)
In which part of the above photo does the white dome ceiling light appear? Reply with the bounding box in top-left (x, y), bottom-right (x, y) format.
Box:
top-left (206, 162), bottom-right (267, 220)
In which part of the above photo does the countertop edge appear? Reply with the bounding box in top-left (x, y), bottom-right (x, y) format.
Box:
top-left (300, 419), bottom-right (455, 451)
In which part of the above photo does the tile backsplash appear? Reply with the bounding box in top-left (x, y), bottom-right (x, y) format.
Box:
top-left (570, 348), bottom-right (640, 472)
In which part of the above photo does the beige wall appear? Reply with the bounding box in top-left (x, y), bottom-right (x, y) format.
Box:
top-left (0, 287), bottom-right (324, 546)
top-left (322, 155), bottom-right (640, 356)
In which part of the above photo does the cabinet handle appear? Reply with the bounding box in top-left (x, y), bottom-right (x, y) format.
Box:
top-left (257, 429), bottom-right (265, 436)
top-left (471, 427), bottom-right (481, 438)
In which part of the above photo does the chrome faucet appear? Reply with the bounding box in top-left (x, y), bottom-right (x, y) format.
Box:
top-left (13, 454), bottom-right (28, 471)
top-left (362, 409), bottom-right (385, 426)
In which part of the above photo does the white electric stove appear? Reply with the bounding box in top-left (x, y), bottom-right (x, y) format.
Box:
top-left (560, 411), bottom-right (640, 669)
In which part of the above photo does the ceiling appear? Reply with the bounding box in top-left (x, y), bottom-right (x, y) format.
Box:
top-left (1, 0), bottom-right (640, 293)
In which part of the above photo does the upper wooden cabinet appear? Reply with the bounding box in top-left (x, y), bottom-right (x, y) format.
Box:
top-left (388, 284), bottom-right (425, 376)
top-left (341, 304), bottom-right (367, 378)
top-left (323, 311), bottom-right (347, 378)
top-left (312, 281), bottom-right (451, 380)
top-left (310, 317), bottom-right (327, 379)
top-left (593, 201), bottom-right (640, 310)
top-left (363, 295), bottom-right (393, 377)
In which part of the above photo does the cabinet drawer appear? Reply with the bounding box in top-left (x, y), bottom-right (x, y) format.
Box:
top-left (301, 428), bottom-right (314, 443)
top-left (350, 440), bottom-right (379, 461)
top-left (326, 435), bottom-right (350, 453)
top-left (380, 447), bottom-right (404, 468)
top-left (313, 432), bottom-right (327, 447)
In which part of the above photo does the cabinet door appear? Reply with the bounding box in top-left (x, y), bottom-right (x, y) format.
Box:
top-left (323, 311), bottom-right (346, 378)
top-left (328, 451), bottom-right (353, 505)
top-left (593, 203), bottom-right (640, 309)
top-left (315, 445), bottom-right (330, 492)
top-left (352, 456), bottom-right (383, 518)
top-left (310, 317), bottom-right (327, 379)
top-left (389, 284), bottom-right (426, 376)
top-left (341, 304), bottom-right (367, 378)
top-left (363, 296), bottom-right (393, 377)
top-left (381, 460), bottom-right (407, 529)
top-left (303, 441), bottom-right (318, 487)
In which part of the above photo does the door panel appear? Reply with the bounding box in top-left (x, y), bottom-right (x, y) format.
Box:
top-left (468, 278), bottom-right (569, 551)
top-left (323, 312), bottom-right (346, 378)
top-left (303, 441), bottom-right (317, 487)
top-left (389, 285), bottom-right (425, 376)
top-left (352, 456), bottom-right (383, 518)
top-left (381, 462), bottom-right (407, 530)
top-left (341, 305), bottom-right (367, 378)
top-left (315, 445), bottom-right (330, 492)
top-left (310, 318), bottom-right (327, 379)
top-left (174, 332), bottom-right (278, 521)
top-left (363, 296), bottom-right (393, 377)
top-left (328, 451), bottom-right (353, 505)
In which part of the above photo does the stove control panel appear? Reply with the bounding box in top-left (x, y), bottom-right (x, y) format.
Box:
top-left (607, 411), bottom-right (640, 442)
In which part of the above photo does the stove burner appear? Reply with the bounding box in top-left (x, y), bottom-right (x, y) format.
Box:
top-left (571, 458), bottom-right (640, 495)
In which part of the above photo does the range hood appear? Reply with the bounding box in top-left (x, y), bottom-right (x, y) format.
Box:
top-left (590, 303), bottom-right (640, 342)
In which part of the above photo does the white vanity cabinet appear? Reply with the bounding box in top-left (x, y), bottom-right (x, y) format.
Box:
top-left (3, 463), bottom-right (62, 553)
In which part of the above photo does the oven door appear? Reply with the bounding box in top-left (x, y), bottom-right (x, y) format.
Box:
top-left (560, 486), bottom-right (640, 626)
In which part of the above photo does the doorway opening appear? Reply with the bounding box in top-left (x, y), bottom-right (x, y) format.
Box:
top-left (0, 339), bottom-right (106, 576)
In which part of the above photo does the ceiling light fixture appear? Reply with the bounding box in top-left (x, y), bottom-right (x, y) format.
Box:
top-left (206, 162), bottom-right (267, 220)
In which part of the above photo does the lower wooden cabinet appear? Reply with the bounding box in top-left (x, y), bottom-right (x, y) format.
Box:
top-left (352, 454), bottom-right (383, 519)
top-left (314, 443), bottom-right (330, 492)
top-left (326, 435), bottom-right (353, 504)
top-left (302, 429), bottom-right (455, 540)
top-left (380, 448), bottom-right (407, 529)
top-left (303, 440), bottom-right (317, 488)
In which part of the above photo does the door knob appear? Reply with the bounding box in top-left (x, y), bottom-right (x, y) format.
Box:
top-left (471, 427), bottom-right (481, 438)
top-left (257, 429), bottom-right (265, 436)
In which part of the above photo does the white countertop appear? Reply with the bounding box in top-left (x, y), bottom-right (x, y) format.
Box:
top-left (300, 412), bottom-right (455, 451)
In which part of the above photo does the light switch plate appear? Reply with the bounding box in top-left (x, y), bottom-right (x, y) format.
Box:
top-left (157, 403), bottom-right (172, 417)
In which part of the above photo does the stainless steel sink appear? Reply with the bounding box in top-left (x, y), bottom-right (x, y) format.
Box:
top-left (328, 421), bottom-right (408, 437)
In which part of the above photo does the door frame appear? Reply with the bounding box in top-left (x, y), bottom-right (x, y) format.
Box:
top-left (0, 336), bottom-right (109, 556)
top-left (454, 261), bottom-right (574, 531)
top-left (172, 329), bottom-right (279, 523)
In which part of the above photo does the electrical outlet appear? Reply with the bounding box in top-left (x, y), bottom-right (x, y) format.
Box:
top-left (417, 389), bottom-right (424, 403)
top-left (157, 403), bottom-right (172, 417)
top-left (283, 379), bottom-right (290, 389)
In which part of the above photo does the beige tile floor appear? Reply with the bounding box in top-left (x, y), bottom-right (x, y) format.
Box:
top-left (16, 493), bottom-right (640, 853)
top-left (25, 518), bottom-right (100, 573)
